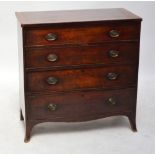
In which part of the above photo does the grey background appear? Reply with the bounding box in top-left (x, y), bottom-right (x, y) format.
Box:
top-left (0, 1), bottom-right (154, 153)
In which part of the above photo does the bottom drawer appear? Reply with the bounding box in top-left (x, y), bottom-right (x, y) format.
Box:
top-left (27, 88), bottom-right (137, 121)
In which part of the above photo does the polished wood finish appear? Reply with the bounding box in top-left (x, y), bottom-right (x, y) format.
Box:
top-left (16, 8), bottom-right (142, 142)
top-left (24, 21), bottom-right (140, 46)
top-left (15, 8), bottom-right (142, 26)
top-left (25, 42), bottom-right (139, 68)
top-left (28, 88), bottom-right (136, 120)
top-left (27, 65), bottom-right (137, 93)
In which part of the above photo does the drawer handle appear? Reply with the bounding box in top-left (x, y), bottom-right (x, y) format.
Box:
top-left (47, 103), bottom-right (57, 111)
top-left (107, 73), bottom-right (119, 80)
top-left (107, 97), bottom-right (117, 105)
top-left (47, 54), bottom-right (58, 62)
top-left (47, 77), bottom-right (59, 85)
top-left (109, 50), bottom-right (119, 58)
top-left (109, 30), bottom-right (120, 38)
top-left (45, 33), bottom-right (57, 41)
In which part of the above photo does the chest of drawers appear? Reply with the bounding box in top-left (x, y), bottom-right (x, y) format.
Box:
top-left (16, 8), bottom-right (142, 142)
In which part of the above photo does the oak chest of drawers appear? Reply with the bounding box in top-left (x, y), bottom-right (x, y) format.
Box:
top-left (16, 8), bottom-right (142, 142)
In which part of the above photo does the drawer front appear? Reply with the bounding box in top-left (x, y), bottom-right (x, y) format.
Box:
top-left (26, 66), bottom-right (138, 93)
top-left (27, 88), bottom-right (137, 121)
top-left (25, 42), bottom-right (139, 68)
top-left (25, 22), bottom-right (140, 46)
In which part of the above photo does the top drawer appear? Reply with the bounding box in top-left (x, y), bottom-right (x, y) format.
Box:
top-left (24, 21), bottom-right (141, 46)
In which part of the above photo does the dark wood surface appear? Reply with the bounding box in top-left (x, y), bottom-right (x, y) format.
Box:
top-left (28, 88), bottom-right (136, 121)
top-left (16, 8), bottom-right (142, 142)
top-left (25, 42), bottom-right (139, 68)
top-left (15, 8), bottom-right (142, 27)
top-left (26, 65), bottom-right (137, 93)
top-left (24, 21), bottom-right (140, 47)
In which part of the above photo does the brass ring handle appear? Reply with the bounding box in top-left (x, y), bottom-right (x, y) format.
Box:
top-left (109, 30), bottom-right (120, 38)
top-left (45, 33), bottom-right (57, 41)
top-left (47, 54), bottom-right (58, 62)
top-left (109, 50), bottom-right (119, 58)
top-left (107, 73), bottom-right (119, 80)
top-left (47, 103), bottom-right (57, 111)
top-left (107, 97), bottom-right (117, 105)
top-left (47, 77), bottom-right (58, 85)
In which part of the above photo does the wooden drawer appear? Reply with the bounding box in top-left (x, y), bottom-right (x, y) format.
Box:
top-left (24, 22), bottom-right (140, 46)
top-left (26, 65), bottom-right (138, 93)
top-left (16, 9), bottom-right (142, 142)
top-left (27, 88), bottom-right (137, 121)
top-left (25, 42), bottom-right (139, 69)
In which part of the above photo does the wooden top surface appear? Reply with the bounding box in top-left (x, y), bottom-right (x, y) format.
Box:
top-left (16, 8), bottom-right (142, 27)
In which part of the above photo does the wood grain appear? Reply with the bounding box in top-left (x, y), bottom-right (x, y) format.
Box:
top-left (25, 42), bottom-right (139, 68)
top-left (15, 8), bottom-right (142, 27)
top-left (27, 88), bottom-right (137, 121)
top-left (26, 65), bottom-right (138, 93)
top-left (16, 8), bottom-right (142, 142)
top-left (24, 21), bottom-right (141, 46)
